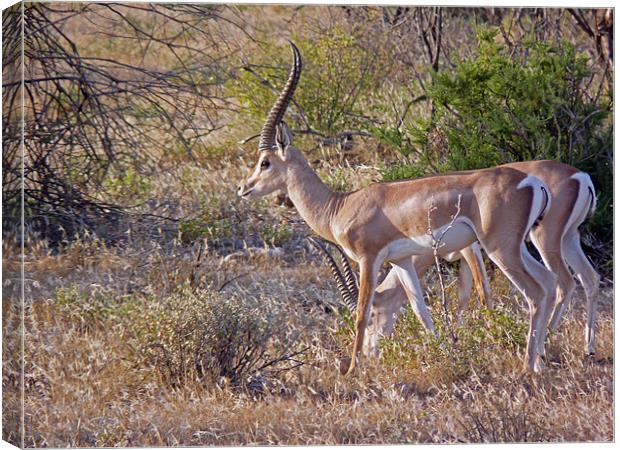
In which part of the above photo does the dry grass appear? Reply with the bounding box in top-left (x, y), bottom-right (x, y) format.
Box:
top-left (2, 205), bottom-right (614, 446)
top-left (2, 109), bottom-right (614, 444)
top-left (3, 5), bottom-right (614, 447)
top-left (2, 149), bottom-right (615, 446)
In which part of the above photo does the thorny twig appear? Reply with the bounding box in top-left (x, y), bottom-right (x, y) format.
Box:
top-left (3, 3), bottom-right (247, 243)
top-left (218, 271), bottom-right (251, 292)
top-left (189, 240), bottom-right (207, 291)
top-left (427, 194), bottom-right (462, 344)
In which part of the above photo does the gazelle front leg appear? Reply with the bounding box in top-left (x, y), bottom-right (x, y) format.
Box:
top-left (346, 257), bottom-right (379, 375)
top-left (459, 242), bottom-right (492, 309)
top-left (391, 257), bottom-right (438, 337)
top-left (456, 260), bottom-right (474, 326)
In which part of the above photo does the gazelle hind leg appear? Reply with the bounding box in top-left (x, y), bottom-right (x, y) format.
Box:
top-left (391, 258), bottom-right (437, 337)
top-left (563, 231), bottom-right (600, 355)
top-left (529, 227), bottom-right (576, 332)
top-left (485, 244), bottom-right (555, 372)
top-left (546, 253), bottom-right (577, 331)
top-left (520, 245), bottom-right (557, 360)
top-left (460, 243), bottom-right (492, 309)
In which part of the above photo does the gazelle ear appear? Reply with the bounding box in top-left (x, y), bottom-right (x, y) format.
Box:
top-left (275, 122), bottom-right (293, 160)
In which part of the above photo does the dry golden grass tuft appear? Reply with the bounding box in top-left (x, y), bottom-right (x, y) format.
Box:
top-left (2, 225), bottom-right (613, 446)
top-left (2, 150), bottom-right (613, 447)
top-left (3, 5), bottom-right (613, 446)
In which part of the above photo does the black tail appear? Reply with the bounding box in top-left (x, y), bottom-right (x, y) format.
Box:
top-left (534, 185), bottom-right (549, 226)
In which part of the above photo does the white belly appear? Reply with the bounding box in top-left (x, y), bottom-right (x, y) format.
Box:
top-left (385, 218), bottom-right (477, 263)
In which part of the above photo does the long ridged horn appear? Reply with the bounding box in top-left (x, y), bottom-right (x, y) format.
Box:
top-left (327, 241), bottom-right (359, 300)
top-left (258, 41), bottom-right (302, 152)
top-left (307, 237), bottom-right (357, 314)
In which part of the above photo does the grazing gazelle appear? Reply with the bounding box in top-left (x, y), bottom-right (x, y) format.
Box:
top-left (309, 236), bottom-right (490, 323)
top-left (308, 237), bottom-right (489, 358)
top-left (314, 160), bottom-right (599, 356)
top-left (238, 42), bottom-right (556, 374)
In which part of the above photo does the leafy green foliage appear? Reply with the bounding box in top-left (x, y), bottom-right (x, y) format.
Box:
top-left (371, 125), bottom-right (417, 157)
top-left (381, 305), bottom-right (528, 382)
top-left (178, 197), bottom-right (236, 244)
top-left (226, 29), bottom-right (381, 137)
top-left (334, 307), bottom-right (355, 348)
top-left (427, 30), bottom-right (609, 168)
top-left (102, 167), bottom-right (152, 202)
top-left (380, 163), bottom-right (426, 182)
top-left (179, 217), bottom-right (234, 243)
top-left (378, 29), bottom-right (612, 261)
top-left (258, 223), bottom-right (293, 247)
top-left (463, 308), bottom-right (528, 351)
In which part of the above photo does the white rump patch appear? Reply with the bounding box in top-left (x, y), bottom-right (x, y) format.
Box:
top-left (569, 172), bottom-right (597, 223)
top-left (518, 175), bottom-right (551, 234)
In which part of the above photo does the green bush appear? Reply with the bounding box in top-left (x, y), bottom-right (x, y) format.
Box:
top-left (428, 30), bottom-right (609, 167)
top-left (379, 28), bottom-right (612, 262)
top-left (381, 305), bottom-right (527, 381)
top-left (226, 29), bottom-right (382, 137)
top-left (380, 163), bottom-right (425, 182)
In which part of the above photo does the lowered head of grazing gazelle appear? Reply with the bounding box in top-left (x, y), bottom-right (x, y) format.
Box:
top-left (239, 42), bottom-right (558, 375)
top-left (310, 236), bottom-right (491, 358)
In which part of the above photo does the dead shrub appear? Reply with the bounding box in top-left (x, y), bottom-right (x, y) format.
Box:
top-left (130, 288), bottom-right (308, 387)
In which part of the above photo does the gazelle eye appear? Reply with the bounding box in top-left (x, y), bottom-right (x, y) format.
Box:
top-left (260, 160), bottom-right (270, 170)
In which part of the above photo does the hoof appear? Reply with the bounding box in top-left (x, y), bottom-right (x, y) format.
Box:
top-left (583, 352), bottom-right (596, 366)
top-left (338, 357), bottom-right (352, 375)
top-left (533, 356), bottom-right (546, 373)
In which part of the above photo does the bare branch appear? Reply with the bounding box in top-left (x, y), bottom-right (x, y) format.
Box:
top-left (427, 194), bottom-right (462, 344)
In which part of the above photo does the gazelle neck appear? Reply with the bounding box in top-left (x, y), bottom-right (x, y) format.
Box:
top-left (284, 148), bottom-right (342, 242)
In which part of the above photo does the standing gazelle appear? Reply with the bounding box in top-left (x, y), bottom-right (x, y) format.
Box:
top-left (504, 161), bottom-right (600, 355)
top-left (314, 160), bottom-right (599, 357)
top-left (238, 42), bottom-right (556, 373)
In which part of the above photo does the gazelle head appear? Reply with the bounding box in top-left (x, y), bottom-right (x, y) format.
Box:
top-left (238, 42), bottom-right (302, 199)
top-left (308, 236), bottom-right (401, 358)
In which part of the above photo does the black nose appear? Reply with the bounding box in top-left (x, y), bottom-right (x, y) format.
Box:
top-left (237, 182), bottom-right (247, 197)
